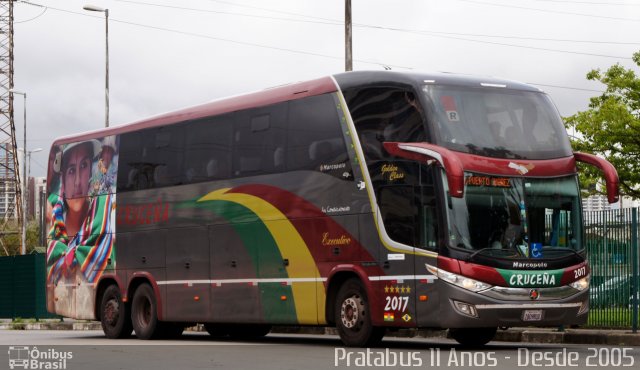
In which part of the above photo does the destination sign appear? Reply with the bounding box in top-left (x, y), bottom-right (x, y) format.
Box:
top-left (465, 176), bottom-right (511, 188)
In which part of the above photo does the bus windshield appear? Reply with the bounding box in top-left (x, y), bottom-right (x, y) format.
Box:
top-left (448, 174), bottom-right (582, 260)
top-left (423, 85), bottom-right (572, 160)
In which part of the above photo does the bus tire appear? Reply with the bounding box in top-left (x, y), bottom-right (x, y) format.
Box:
top-left (335, 278), bottom-right (384, 347)
top-left (131, 283), bottom-right (161, 340)
top-left (100, 284), bottom-right (132, 339)
top-left (449, 327), bottom-right (497, 346)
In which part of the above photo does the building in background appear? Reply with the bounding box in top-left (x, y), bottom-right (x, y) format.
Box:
top-left (28, 176), bottom-right (46, 222)
top-left (582, 194), bottom-right (612, 213)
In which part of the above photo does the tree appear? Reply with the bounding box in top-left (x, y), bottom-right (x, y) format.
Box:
top-left (565, 51), bottom-right (640, 199)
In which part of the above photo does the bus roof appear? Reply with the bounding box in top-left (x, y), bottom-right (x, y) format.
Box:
top-left (51, 71), bottom-right (542, 147)
top-left (332, 70), bottom-right (542, 93)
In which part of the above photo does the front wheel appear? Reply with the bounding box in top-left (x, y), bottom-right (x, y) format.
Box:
top-left (131, 283), bottom-right (161, 340)
top-left (334, 278), bottom-right (384, 347)
top-left (100, 284), bottom-right (132, 339)
top-left (449, 327), bottom-right (497, 346)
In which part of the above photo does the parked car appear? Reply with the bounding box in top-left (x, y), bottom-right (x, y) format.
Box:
top-left (590, 276), bottom-right (633, 309)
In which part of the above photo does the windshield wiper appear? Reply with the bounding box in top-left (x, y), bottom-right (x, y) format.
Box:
top-left (540, 246), bottom-right (584, 259)
top-left (466, 247), bottom-right (495, 261)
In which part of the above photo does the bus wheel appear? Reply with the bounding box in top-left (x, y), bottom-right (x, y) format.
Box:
top-left (131, 283), bottom-right (161, 340)
top-left (335, 278), bottom-right (384, 347)
top-left (100, 285), bottom-right (132, 339)
top-left (449, 327), bottom-right (497, 346)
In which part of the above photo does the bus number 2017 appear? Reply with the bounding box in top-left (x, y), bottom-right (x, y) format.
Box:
top-left (574, 266), bottom-right (587, 279)
top-left (385, 296), bottom-right (409, 312)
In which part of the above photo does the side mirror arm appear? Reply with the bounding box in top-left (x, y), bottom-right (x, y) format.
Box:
top-left (574, 152), bottom-right (619, 203)
top-left (383, 142), bottom-right (465, 198)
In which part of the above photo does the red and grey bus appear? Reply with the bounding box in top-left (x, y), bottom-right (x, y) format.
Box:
top-left (46, 71), bottom-right (618, 346)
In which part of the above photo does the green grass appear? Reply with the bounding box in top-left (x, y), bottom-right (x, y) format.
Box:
top-left (586, 308), bottom-right (634, 328)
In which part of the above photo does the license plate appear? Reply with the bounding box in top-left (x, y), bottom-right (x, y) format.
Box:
top-left (522, 309), bottom-right (544, 321)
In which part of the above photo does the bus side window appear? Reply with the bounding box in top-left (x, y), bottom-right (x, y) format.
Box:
top-left (117, 132), bottom-right (142, 192)
top-left (344, 87), bottom-right (427, 163)
top-left (286, 93), bottom-right (351, 179)
top-left (378, 185), bottom-right (416, 246)
top-left (146, 125), bottom-right (185, 188)
top-left (233, 103), bottom-right (286, 177)
top-left (184, 115), bottom-right (233, 183)
top-left (419, 165), bottom-right (440, 251)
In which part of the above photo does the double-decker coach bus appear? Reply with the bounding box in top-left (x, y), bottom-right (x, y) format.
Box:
top-left (46, 71), bottom-right (618, 346)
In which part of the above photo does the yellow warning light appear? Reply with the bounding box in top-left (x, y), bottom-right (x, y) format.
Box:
top-left (280, 295), bottom-right (287, 301)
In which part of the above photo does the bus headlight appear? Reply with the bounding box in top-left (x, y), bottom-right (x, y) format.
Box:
top-left (570, 275), bottom-right (590, 291)
top-left (426, 264), bottom-right (493, 292)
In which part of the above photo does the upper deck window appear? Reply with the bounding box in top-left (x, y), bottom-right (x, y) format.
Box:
top-left (423, 85), bottom-right (572, 160)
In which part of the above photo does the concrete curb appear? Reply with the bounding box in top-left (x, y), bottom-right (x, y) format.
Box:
top-left (2, 322), bottom-right (638, 345)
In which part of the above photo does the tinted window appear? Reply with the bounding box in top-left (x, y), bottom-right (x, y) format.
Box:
top-left (117, 125), bottom-right (184, 190)
top-left (287, 94), bottom-right (350, 179)
top-left (117, 132), bottom-right (142, 191)
top-left (344, 87), bottom-right (427, 162)
top-left (424, 86), bottom-right (572, 159)
top-left (184, 115), bottom-right (233, 183)
top-left (233, 103), bottom-right (287, 177)
top-left (372, 161), bottom-right (439, 248)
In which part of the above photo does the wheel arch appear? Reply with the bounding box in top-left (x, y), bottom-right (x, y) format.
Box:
top-left (94, 274), bottom-right (124, 320)
top-left (324, 266), bottom-right (373, 325)
top-left (128, 272), bottom-right (164, 321)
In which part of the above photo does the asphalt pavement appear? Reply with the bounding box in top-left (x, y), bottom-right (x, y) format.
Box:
top-left (1, 320), bottom-right (638, 346)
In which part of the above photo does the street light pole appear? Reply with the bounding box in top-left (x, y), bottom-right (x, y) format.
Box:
top-left (10, 89), bottom-right (26, 255)
top-left (83, 4), bottom-right (109, 127)
top-left (26, 148), bottom-right (43, 223)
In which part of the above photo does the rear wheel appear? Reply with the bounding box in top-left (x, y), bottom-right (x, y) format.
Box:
top-left (100, 285), bottom-right (132, 339)
top-left (449, 327), bottom-right (497, 346)
top-left (131, 283), bottom-right (161, 340)
top-left (334, 278), bottom-right (384, 347)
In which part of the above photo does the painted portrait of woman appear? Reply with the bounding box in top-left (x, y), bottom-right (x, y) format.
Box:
top-left (46, 136), bottom-right (118, 318)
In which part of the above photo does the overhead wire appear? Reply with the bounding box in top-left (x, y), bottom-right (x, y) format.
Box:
top-left (119, 0), bottom-right (640, 46)
top-left (15, 6), bottom-right (47, 23)
top-left (525, 0), bottom-right (640, 6)
top-left (111, 0), bottom-right (635, 60)
top-left (456, 0), bottom-right (640, 22)
top-left (18, 0), bottom-right (612, 93)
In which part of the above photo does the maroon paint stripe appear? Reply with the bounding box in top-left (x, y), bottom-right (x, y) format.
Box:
top-left (454, 152), bottom-right (576, 177)
top-left (559, 262), bottom-right (590, 285)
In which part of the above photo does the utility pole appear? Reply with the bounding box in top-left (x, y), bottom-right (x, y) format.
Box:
top-left (345, 0), bottom-right (352, 71)
top-left (0, 0), bottom-right (23, 256)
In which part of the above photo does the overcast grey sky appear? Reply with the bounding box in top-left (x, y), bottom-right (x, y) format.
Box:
top-left (12, 0), bottom-right (640, 177)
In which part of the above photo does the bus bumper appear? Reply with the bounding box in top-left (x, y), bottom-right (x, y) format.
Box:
top-left (435, 282), bottom-right (589, 328)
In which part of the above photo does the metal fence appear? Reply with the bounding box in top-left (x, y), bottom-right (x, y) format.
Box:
top-left (0, 253), bottom-right (56, 320)
top-left (585, 208), bottom-right (639, 330)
